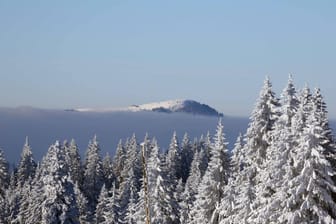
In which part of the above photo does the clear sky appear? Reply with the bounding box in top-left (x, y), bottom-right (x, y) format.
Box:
top-left (0, 1), bottom-right (335, 118)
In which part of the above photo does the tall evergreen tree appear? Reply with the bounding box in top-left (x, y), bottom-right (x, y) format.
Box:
top-left (33, 141), bottom-right (80, 224)
top-left (148, 143), bottom-right (180, 224)
top-left (166, 131), bottom-right (181, 181)
top-left (245, 77), bottom-right (280, 165)
top-left (221, 77), bottom-right (279, 223)
top-left (83, 135), bottom-right (104, 219)
top-left (279, 75), bottom-right (299, 127)
top-left (16, 137), bottom-right (37, 187)
top-left (102, 183), bottom-right (120, 224)
top-left (281, 105), bottom-right (336, 223)
top-left (190, 119), bottom-right (229, 224)
top-left (123, 179), bottom-right (138, 224)
top-left (113, 139), bottom-right (126, 189)
top-left (64, 139), bottom-right (83, 187)
top-left (313, 88), bottom-right (336, 168)
top-left (0, 194), bottom-right (8, 223)
top-left (248, 76), bottom-right (299, 223)
top-left (74, 182), bottom-right (89, 224)
top-left (95, 185), bottom-right (110, 224)
top-left (230, 133), bottom-right (245, 175)
top-left (180, 150), bottom-right (202, 224)
top-left (102, 153), bottom-right (114, 189)
top-left (180, 133), bottom-right (194, 183)
top-left (0, 148), bottom-right (9, 197)
top-left (118, 134), bottom-right (142, 218)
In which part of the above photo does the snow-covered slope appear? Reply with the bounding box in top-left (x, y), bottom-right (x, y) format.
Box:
top-left (76, 99), bottom-right (222, 117)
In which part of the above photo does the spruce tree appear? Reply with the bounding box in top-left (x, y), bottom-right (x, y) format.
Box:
top-left (32, 141), bottom-right (80, 224)
top-left (0, 149), bottom-right (9, 197)
top-left (16, 137), bottom-right (37, 187)
top-left (118, 134), bottom-right (142, 218)
top-left (166, 131), bottom-right (181, 181)
top-left (112, 139), bottom-right (126, 189)
top-left (64, 139), bottom-right (83, 187)
top-left (180, 150), bottom-right (202, 224)
top-left (190, 119), bottom-right (229, 224)
top-left (83, 135), bottom-right (104, 220)
top-left (248, 76), bottom-right (299, 223)
top-left (102, 153), bottom-right (114, 189)
top-left (283, 105), bottom-right (336, 223)
top-left (180, 133), bottom-right (194, 183)
top-left (74, 182), bottom-right (89, 224)
top-left (148, 144), bottom-right (180, 224)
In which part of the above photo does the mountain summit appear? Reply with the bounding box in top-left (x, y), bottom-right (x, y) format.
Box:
top-left (76, 99), bottom-right (223, 117)
top-left (128, 99), bottom-right (223, 116)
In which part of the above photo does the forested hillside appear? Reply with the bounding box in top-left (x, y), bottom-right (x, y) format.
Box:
top-left (0, 76), bottom-right (335, 223)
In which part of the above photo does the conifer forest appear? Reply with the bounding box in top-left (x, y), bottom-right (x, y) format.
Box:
top-left (1, 76), bottom-right (336, 224)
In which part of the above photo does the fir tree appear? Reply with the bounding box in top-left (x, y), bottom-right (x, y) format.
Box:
top-left (180, 133), bottom-right (194, 183)
top-left (113, 139), bottom-right (126, 189)
top-left (16, 137), bottom-right (37, 187)
top-left (227, 77), bottom-right (279, 223)
top-left (95, 185), bottom-right (110, 223)
top-left (64, 139), bottom-right (83, 187)
top-left (83, 135), bottom-right (104, 220)
top-left (102, 152), bottom-right (114, 189)
top-left (166, 131), bottom-right (181, 181)
top-left (180, 150), bottom-right (202, 224)
top-left (248, 76), bottom-right (299, 223)
top-left (123, 180), bottom-right (138, 224)
top-left (34, 141), bottom-right (80, 224)
top-left (0, 149), bottom-right (9, 197)
top-left (190, 119), bottom-right (229, 224)
top-left (74, 182), bottom-right (89, 224)
top-left (99, 183), bottom-right (119, 224)
top-left (148, 144), bottom-right (180, 224)
top-left (118, 134), bottom-right (142, 218)
top-left (283, 106), bottom-right (336, 223)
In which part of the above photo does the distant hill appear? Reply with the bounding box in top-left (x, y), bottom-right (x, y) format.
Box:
top-left (75, 99), bottom-right (223, 117)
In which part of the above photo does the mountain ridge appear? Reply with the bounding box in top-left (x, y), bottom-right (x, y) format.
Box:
top-left (75, 99), bottom-right (223, 117)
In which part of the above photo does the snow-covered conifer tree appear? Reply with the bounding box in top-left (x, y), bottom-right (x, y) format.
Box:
top-left (64, 139), bottom-right (83, 187)
top-left (35, 141), bottom-right (80, 224)
top-left (16, 137), bottom-right (37, 187)
top-left (180, 150), bottom-right (202, 223)
top-left (248, 76), bottom-right (299, 223)
top-left (282, 105), bottom-right (336, 223)
top-left (166, 131), bottom-right (181, 181)
top-left (95, 185), bottom-right (110, 223)
top-left (0, 149), bottom-right (9, 197)
top-left (133, 179), bottom-right (147, 224)
top-left (113, 139), bottom-right (126, 188)
top-left (102, 183), bottom-right (120, 224)
top-left (230, 133), bottom-right (245, 175)
top-left (102, 152), bottom-right (114, 189)
top-left (118, 134), bottom-right (142, 218)
top-left (180, 133), bottom-right (194, 183)
top-left (312, 88), bottom-right (336, 167)
top-left (74, 182), bottom-right (89, 224)
top-left (123, 180), bottom-right (138, 224)
top-left (190, 119), bottom-right (229, 224)
top-left (148, 143), bottom-right (180, 224)
top-left (245, 76), bottom-right (280, 165)
top-left (278, 75), bottom-right (299, 127)
top-left (83, 135), bottom-right (104, 219)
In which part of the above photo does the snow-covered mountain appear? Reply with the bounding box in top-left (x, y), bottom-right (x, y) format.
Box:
top-left (75, 99), bottom-right (223, 117)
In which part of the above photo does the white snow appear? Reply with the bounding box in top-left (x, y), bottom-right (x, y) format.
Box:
top-left (127, 99), bottom-right (186, 112)
top-left (75, 99), bottom-right (188, 113)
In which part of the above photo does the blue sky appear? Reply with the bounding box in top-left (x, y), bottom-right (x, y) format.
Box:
top-left (0, 1), bottom-right (335, 117)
